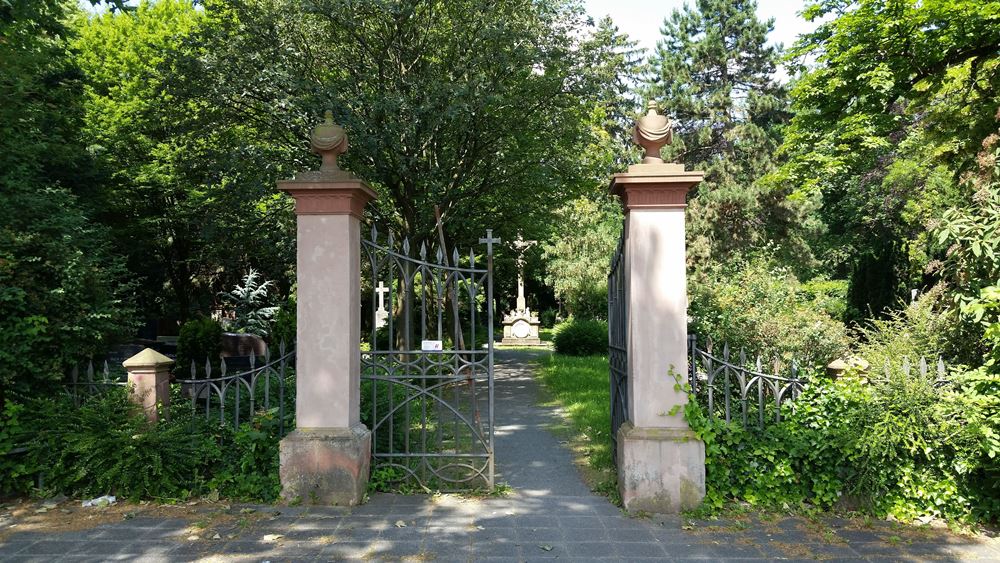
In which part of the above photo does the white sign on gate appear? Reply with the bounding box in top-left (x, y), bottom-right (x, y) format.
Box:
top-left (421, 340), bottom-right (443, 352)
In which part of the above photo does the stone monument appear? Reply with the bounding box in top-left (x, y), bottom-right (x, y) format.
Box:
top-left (501, 235), bottom-right (542, 346)
top-left (611, 100), bottom-right (706, 513)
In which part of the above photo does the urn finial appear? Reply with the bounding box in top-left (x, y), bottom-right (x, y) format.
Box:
top-left (632, 101), bottom-right (673, 164)
top-left (310, 110), bottom-right (348, 173)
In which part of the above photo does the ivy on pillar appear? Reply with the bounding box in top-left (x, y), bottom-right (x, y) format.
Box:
top-left (277, 111), bottom-right (376, 505)
top-left (610, 101), bottom-right (706, 513)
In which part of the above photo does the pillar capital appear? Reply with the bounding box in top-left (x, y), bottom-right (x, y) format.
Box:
top-left (278, 178), bottom-right (376, 218)
top-left (609, 164), bottom-right (704, 210)
top-left (278, 110), bottom-right (377, 218)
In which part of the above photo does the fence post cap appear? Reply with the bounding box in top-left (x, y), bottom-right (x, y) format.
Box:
top-left (123, 348), bottom-right (175, 370)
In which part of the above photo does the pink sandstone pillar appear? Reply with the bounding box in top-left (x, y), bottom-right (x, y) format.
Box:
top-left (122, 348), bottom-right (174, 423)
top-left (277, 111), bottom-right (375, 505)
top-left (610, 102), bottom-right (706, 513)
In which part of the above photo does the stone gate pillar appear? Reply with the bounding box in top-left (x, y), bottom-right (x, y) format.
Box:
top-left (278, 111), bottom-right (375, 505)
top-left (611, 101), bottom-right (705, 513)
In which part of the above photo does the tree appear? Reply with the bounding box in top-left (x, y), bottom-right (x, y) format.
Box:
top-left (645, 0), bottom-right (796, 266)
top-left (175, 0), bottom-right (637, 255)
top-left (778, 0), bottom-right (1000, 318)
top-left (541, 197), bottom-right (622, 319)
top-left (75, 0), bottom-right (296, 320)
top-left (0, 0), bottom-right (135, 401)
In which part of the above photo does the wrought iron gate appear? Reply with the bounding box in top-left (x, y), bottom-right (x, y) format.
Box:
top-left (608, 233), bottom-right (628, 465)
top-left (360, 227), bottom-right (495, 490)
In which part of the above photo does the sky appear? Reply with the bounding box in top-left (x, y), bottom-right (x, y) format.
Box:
top-left (583, 0), bottom-right (816, 55)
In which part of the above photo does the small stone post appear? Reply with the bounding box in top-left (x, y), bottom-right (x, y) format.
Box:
top-left (611, 101), bottom-right (706, 513)
top-left (277, 111), bottom-right (376, 505)
top-left (122, 348), bottom-right (174, 423)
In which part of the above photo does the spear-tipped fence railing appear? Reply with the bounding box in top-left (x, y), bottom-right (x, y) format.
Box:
top-left (360, 225), bottom-right (495, 491)
top-left (67, 343), bottom-right (294, 435)
top-left (176, 342), bottom-right (293, 435)
top-left (687, 335), bottom-right (949, 431)
top-left (688, 335), bottom-right (805, 430)
top-left (68, 360), bottom-right (128, 405)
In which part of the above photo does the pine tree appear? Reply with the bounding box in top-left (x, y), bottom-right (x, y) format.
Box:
top-left (645, 0), bottom-right (793, 266)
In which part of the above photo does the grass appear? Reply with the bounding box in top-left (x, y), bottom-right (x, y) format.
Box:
top-left (535, 353), bottom-right (615, 478)
top-left (539, 327), bottom-right (555, 342)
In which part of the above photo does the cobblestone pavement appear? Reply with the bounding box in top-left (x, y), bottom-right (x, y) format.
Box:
top-left (1, 350), bottom-right (998, 562)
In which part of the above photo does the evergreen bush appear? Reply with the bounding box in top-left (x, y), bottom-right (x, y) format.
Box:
top-left (176, 317), bottom-right (223, 376)
top-left (553, 318), bottom-right (608, 356)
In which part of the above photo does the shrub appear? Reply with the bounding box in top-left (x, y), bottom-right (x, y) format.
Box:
top-left (270, 297), bottom-right (296, 347)
top-left (209, 409), bottom-right (283, 501)
top-left (1, 388), bottom-right (290, 502)
top-left (176, 317), bottom-right (222, 375)
top-left (856, 284), bottom-right (971, 371)
top-left (553, 318), bottom-right (607, 356)
top-left (219, 269), bottom-right (280, 337)
top-left (688, 364), bottom-right (1000, 522)
top-left (689, 257), bottom-right (850, 369)
top-left (14, 390), bottom-right (222, 500)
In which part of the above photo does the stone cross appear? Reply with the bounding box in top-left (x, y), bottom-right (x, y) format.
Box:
top-left (512, 235), bottom-right (537, 312)
top-left (374, 281), bottom-right (389, 329)
top-left (479, 229), bottom-right (501, 256)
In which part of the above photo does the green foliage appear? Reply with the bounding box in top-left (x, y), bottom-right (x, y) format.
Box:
top-left (856, 285), bottom-right (969, 372)
top-left (542, 198), bottom-right (622, 319)
top-left (553, 318), bottom-right (608, 357)
top-left (645, 0), bottom-right (801, 266)
top-left (689, 257), bottom-right (850, 369)
top-left (688, 365), bottom-right (1000, 522)
top-left (779, 0), bottom-right (1000, 315)
top-left (75, 0), bottom-right (296, 320)
top-left (209, 409), bottom-right (282, 501)
top-left (0, 401), bottom-right (33, 494)
top-left (183, 0), bottom-right (638, 253)
top-left (176, 317), bottom-right (223, 375)
top-left (16, 391), bottom-right (222, 500)
top-left (0, 0), bottom-right (136, 400)
top-left (220, 269), bottom-right (280, 337)
top-left (0, 388), bottom-right (288, 502)
top-left (270, 297), bottom-right (296, 347)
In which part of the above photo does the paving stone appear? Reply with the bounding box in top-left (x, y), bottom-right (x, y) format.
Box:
top-left (470, 538), bottom-right (522, 557)
top-left (558, 515), bottom-right (606, 529)
top-left (516, 526), bottom-right (566, 543)
top-left (613, 541), bottom-right (668, 558)
top-left (563, 526), bottom-right (610, 542)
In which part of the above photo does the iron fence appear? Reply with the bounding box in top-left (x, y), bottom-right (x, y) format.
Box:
top-left (176, 343), bottom-right (293, 434)
top-left (360, 226), bottom-right (495, 491)
top-left (688, 335), bottom-right (804, 430)
top-left (66, 344), bottom-right (294, 435)
top-left (67, 361), bottom-right (128, 405)
top-left (608, 232), bottom-right (627, 464)
top-left (688, 335), bottom-right (950, 431)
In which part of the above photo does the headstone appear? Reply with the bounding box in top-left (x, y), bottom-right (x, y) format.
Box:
top-left (501, 235), bottom-right (542, 346)
top-left (374, 281), bottom-right (390, 329)
top-left (221, 332), bottom-right (268, 358)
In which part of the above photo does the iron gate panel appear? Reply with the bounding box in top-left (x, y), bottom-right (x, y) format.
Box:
top-left (608, 232), bottom-right (628, 465)
top-left (360, 227), bottom-right (495, 490)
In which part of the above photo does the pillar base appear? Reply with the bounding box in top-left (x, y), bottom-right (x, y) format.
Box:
top-left (617, 422), bottom-right (705, 514)
top-left (279, 425), bottom-right (371, 505)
